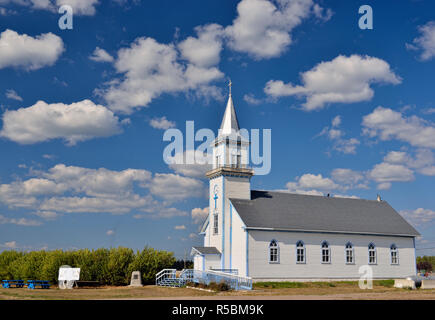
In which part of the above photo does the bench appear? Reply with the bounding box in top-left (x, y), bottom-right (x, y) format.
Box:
top-left (2, 280), bottom-right (25, 288)
top-left (26, 280), bottom-right (50, 289)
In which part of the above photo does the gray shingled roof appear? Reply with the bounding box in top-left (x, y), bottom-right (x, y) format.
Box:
top-left (230, 191), bottom-right (420, 237)
top-left (192, 246), bottom-right (221, 255)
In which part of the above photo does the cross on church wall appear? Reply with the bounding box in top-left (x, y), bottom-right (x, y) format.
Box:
top-left (213, 193), bottom-right (218, 209)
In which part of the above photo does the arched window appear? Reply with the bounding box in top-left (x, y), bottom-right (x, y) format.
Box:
top-left (269, 240), bottom-right (279, 263)
top-left (345, 242), bottom-right (354, 264)
top-left (321, 241), bottom-right (330, 263)
top-left (368, 243), bottom-right (377, 264)
top-left (390, 244), bottom-right (399, 265)
top-left (296, 241), bottom-right (305, 264)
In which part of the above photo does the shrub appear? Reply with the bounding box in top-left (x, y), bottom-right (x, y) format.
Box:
top-left (127, 246), bottom-right (175, 284)
top-left (217, 281), bottom-right (230, 291)
top-left (0, 250), bottom-right (23, 280)
top-left (417, 261), bottom-right (432, 273)
top-left (107, 247), bottom-right (135, 285)
top-left (0, 246), bottom-right (175, 285)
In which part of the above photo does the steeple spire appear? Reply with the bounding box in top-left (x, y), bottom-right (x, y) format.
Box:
top-left (219, 79), bottom-right (240, 136)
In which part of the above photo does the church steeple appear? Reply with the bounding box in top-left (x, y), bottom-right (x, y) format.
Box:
top-left (204, 81), bottom-right (254, 270)
top-left (219, 80), bottom-right (240, 136)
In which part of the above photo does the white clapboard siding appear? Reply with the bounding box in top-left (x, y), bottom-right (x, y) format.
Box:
top-left (247, 230), bottom-right (416, 280)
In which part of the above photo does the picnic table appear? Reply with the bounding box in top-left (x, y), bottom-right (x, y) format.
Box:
top-left (2, 280), bottom-right (25, 288)
top-left (26, 280), bottom-right (50, 289)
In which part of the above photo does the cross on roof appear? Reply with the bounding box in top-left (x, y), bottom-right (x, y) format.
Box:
top-left (228, 79), bottom-right (232, 96)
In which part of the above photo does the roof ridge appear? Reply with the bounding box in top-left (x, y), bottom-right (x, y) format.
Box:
top-left (249, 189), bottom-right (386, 203)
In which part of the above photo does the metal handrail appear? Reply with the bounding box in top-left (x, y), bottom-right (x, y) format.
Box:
top-left (155, 269), bottom-right (176, 285)
top-left (178, 269), bottom-right (252, 290)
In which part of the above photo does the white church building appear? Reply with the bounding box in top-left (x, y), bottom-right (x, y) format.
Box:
top-left (191, 89), bottom-right (420, 281)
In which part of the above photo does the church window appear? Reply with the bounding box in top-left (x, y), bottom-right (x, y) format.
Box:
top-left (368, 243), bottom-right (377, 264)
top-left (296, 241), bottom-right (305, 263)
top-left (269, 240), bottom-right (279, 263)
top-left (321, 241), bottom-right (330, 263)
top-left (390, 244), bottom-right (399, 265)
top-left (215, 155), bottom-right (221, 168)
top-left (345, 242), bottom-right (354, 264)
top-left (213, 211), bottom-right (218, 235)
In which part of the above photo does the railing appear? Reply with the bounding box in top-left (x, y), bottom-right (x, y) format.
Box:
top-left (155, 269), bottom-right (177, 286)
top-left (156, 268), bottom-right (252, 290)
top-left (179, 269), bottom-right (252, 290)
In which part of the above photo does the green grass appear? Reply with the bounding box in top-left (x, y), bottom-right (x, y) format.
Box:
top-left (254, 282), bottom-right (308, 289)
top-left (254, 280), bottom-right (395, 289)
top-left (373, 279), bottom-right (394, 288)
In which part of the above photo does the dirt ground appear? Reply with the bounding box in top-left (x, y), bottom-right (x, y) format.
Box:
top-left (0, 283), bottom-right (434, 300)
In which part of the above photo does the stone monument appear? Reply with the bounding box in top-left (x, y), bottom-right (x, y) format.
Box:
top-left (129, 271), bottom-right (143, 287)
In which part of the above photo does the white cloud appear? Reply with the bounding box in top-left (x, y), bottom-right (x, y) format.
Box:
top-left (362, 148), bottom-right (435, 190)
top-left (225, 0), bottom-right (321, 59)
top-left (89, 47), bottom-right (114, 63)
top-left (382, 149), bottom-right (435, 177)
top-left (0, 99), bottom-right (123, 145)
top-left (148, 173), bottom-right (204, 201)
top-left (298, 173), bottom-right (339, 189)
top-left (106, 229), bottom-right (115, 236)
top-left (317, 115), bottom-right (360, 154)
top-left (0, 214), bottom-right (42, 226)
top-left (56, 0), bottom-right (99, 16)
top-left (286, 173), bottom-right (339, 195)
top-left (191, 207), bottom-right (208, 224)
top-left (265, 55), bottom-right (401, 110)
top-left (285, 167), bottom-right (370, 196)
top-left (174, 225), bottom-right (186, 230)
top-left (407, 21), bottom-right (435, 61)
top-left (5, 89), bottom-right (22, 101)
top-left (34, 211), bottom-right (58, 220)
top-left (168, 149), bottom-right (212, 178)
top-left (134, 207), bottom-right (188, 219)
top-left (42, 164), bottom-right (152, 197)
top-left (189, 233), bottom-right (197, 239)
top-left (422, 108), bottom-right (435, 115)
top-left (178, 24), bottom-right (224, 68)
top-left (0, 164), bottom-right (200, 219)
top-left (0, 0), bottom-right (100, 15)
top-left (383, 151), bottom-right (409, 164)
top-left (101, 37), bottom-right (224, 114)
top-left (243, 93), bottom-right (263, 105)
top-left (368, 162), bottom-right (414, 190)
top-left (149, 116), bottom-right (175, 130)
top-left (331, 168), bottom-right (365, 188)
top-left (96, 1), bottom-right (333, 112)
top-left (362, 106), bottom-right (435, 149)
top-left (0, 241), bottom-right (17, 249)
top-left (399, 208), bottom-right (435, 227)
top-left (0, 29), bottom-right (64, 71)
top-left (312, 3), bottom-right (333, 22)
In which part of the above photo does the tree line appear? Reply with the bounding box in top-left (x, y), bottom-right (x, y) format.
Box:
top-left (0, 246), bottom-right (190, 285)
top-left (417, 256), bottom-right (434, 273)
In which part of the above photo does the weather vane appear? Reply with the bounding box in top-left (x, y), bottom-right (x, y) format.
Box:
top-left (228, 79), bottom-right (232, 96)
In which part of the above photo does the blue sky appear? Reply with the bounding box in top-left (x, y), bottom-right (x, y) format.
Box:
top-left (0, 0), bottom-right (434, 258)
